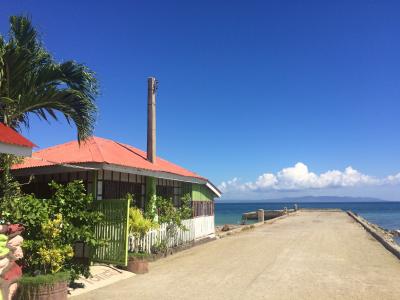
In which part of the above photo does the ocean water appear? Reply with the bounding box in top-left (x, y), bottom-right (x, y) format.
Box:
top-left (215, 202), bottom-right (400, 231)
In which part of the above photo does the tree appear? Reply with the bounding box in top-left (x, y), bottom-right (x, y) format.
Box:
top-left (0, 15), bottom-right (98, 141)
top-left (0, 15), bottom-right (99, 196)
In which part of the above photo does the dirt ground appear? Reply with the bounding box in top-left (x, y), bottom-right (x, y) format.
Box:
top-left (73, 211), bottom-right (400, 300)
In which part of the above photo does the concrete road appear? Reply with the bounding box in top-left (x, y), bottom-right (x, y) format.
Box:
top-left (74, 211), bottom-right (400, 300)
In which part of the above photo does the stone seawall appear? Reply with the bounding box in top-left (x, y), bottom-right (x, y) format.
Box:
top-left (347, 211), bottom-right (400, 260)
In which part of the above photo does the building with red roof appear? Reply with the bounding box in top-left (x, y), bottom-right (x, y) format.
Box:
top-left (0, 122), bottom-right (36, 157)
top-left (12, 136), bottom-right (220, 212)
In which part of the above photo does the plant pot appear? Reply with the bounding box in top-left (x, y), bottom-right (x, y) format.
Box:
top-left (15, 273), bottom-right (69, 300)
top-left (127, 258), bottom-right (149, 274)
top-left (15, 281), bottom-right (68, 300)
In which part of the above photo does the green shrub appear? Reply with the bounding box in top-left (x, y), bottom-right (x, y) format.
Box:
top-left (22, 214), bottom-right (74, 275)
top-left (128, 205), bottom-right (157, 253)
top-left (129, 207), bottom-right (157, 239)
top-left (180, 193), bottom-right (192, 220)
top-left (1, 180), bottom-right (104, 281)
top-left (151, 239), bottom-right (168, 254)
top-left (0, 193), bottom-right (49, 234)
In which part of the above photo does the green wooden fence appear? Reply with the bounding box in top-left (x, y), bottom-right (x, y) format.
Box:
top-left (92, 199), bottom-right (130, 266)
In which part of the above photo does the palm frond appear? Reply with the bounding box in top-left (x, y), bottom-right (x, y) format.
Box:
top-left (0, 15), bottom-right (99, 142)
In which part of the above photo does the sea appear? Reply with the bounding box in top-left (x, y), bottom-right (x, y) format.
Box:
top-left (215, 202), bottom-right (400, 232)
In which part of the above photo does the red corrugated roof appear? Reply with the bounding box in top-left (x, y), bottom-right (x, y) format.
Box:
top-left (0, 123), bottom-right (36, 148)
top-left (12, 136), bottom-right (206, 180)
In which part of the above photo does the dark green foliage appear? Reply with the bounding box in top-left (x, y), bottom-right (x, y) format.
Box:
top-left (151, 194), bottom-right (193, 249)
top-left (151, 239), bottom-right (168, 254)
top-left (180, 193), bottom-right (193, 220)
top-left (155, 193), bottom-right (192, 227)
top-left (48, 181), bottom-right (104, 248)
top-left (1, 193), bottom-right (49, 236)
top-left (47, 181), bottom-right (104, 279)
top-left (155, 196), bottom-right (183, 227)
top-left (0, 180), bottom-right (104, 281)
top-left (0, 154), bottom-right (23, 199)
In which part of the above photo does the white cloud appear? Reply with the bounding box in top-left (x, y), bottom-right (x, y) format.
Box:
top-left (386, 173), bottom-right (400, 184)
top-left (219, 162), bottom-right (394, 194)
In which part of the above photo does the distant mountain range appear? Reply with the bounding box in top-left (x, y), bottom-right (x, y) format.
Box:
top-left (217, 196), bottom-right (392, 203)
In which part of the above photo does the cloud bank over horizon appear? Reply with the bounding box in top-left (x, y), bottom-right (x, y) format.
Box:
top-left (218, 162), bottom-right (400, 200)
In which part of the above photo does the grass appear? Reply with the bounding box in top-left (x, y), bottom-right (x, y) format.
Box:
top-left (19, 271), bottom-right (70, 286)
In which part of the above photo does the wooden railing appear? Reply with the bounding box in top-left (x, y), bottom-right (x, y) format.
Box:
top-left (192, 201), bottom-right (214, 217)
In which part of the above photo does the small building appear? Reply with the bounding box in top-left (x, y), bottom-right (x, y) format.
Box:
top-left (0, 122), bottom-right (36, 157)
top-left (8, 78), bottom-right (219, 264)
top-left (11, 136), bottom-right (220, 220)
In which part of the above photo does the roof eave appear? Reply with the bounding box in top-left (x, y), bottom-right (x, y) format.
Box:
top-left (12, 162), bottom-right (207, 184)
top-left (11, 162), bottom-right (222, 197)
top-left (206, 181), bottom-right (222, 198)
top-left (102, 163), bottom-right (208, 185)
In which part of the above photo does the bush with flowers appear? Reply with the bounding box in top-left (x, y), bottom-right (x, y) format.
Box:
top-left (0, 180), bottom-right (104, 283)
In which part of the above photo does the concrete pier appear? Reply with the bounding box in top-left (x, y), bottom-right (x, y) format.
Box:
top-left (242, 209), bottom-right (290, 221)
top-left (73, 210), bottom-right (400, 300)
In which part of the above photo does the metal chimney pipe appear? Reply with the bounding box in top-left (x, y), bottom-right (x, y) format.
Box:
top-left (147, 77), bottom-right (156, 163)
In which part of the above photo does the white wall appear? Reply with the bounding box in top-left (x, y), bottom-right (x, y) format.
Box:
top-left (0, 142), bottom-right (32, 156)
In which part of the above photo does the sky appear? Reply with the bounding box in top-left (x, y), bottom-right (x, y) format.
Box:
top-left (1, 0), bottom-right (400, 200)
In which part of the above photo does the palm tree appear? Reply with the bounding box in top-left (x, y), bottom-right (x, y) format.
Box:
top-left (0, 15), bottom-right (98, 141)
top-left (0, 15), bottom-right (99, 197)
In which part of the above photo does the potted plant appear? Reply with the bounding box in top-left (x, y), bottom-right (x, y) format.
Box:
top-left (16, 272), bottom-right (70, 300)
top-left (127, 207), bottom-right (157, 274)
top-left (127, 252), bottom-right (151, 274)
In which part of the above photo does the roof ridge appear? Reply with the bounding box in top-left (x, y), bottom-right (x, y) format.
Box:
top-left (90, 136), bottom-right (106, 162)
top-left (114, 141), bottom-right (148, 161)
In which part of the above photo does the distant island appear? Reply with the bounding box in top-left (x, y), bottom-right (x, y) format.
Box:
top-left (217, 196), bottom-right (392, 203)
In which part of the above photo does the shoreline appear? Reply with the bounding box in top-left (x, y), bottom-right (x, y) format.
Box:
top-left (215, 201), bottom-right (400, 231)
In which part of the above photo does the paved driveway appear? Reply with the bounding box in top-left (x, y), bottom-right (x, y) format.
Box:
top-left (73, 211), bottom-right (400, 300)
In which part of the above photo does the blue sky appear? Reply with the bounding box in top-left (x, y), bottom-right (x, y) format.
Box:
top-left (2, 0), bottom-right (400, 200)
